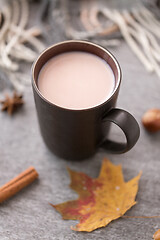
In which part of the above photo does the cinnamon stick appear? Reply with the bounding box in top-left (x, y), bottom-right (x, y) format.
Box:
top-left (0, 167), bottom-right (38, 203)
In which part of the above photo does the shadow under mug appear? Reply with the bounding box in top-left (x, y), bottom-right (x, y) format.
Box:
top-left (32, 40), bottom-right (140, 160)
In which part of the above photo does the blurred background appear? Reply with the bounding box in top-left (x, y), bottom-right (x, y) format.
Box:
top-left (0, 0), bottom-right (160, 92)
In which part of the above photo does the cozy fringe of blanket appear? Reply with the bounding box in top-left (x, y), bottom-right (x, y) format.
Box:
top-left (0, 0), bottom-right (45, 91)
top-left (53, 1), bottom-right (160, 77)
top-left (102, 7), bottom-right (160, 77)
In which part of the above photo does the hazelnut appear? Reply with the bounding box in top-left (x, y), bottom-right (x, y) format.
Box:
top-left (142, 109), bottom-right (160, 132)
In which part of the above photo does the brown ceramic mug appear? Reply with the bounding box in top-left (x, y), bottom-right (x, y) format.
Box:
top-left (32, 40), bottom-right (140, 160)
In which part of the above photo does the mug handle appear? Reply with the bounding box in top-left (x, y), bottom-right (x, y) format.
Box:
top-left (101, 108), bottom-right (140, 153)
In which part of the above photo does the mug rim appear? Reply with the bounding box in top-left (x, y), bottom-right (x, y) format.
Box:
top-left (32, 40), bottom-right (122, 112)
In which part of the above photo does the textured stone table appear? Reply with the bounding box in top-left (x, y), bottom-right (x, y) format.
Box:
top-left (0, 4), bottom-right (160, 240)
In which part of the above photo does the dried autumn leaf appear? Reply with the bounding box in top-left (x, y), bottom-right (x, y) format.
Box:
top-left (51, 158), bottom-right (141, 232)
top-left (153, 229), bottom-right (160, 240)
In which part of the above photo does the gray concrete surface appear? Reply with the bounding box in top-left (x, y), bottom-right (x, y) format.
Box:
top-left (0, 2), bottom-right (160, 240)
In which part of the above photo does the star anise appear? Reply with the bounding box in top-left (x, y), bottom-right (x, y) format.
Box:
top-left (0, 92), bottom-right (24, 115)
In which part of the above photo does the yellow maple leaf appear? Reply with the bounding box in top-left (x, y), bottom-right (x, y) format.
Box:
top-left (51, 158), bottom-right (141, 232)
top-left (153, 229), bottom-right (160, 240)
